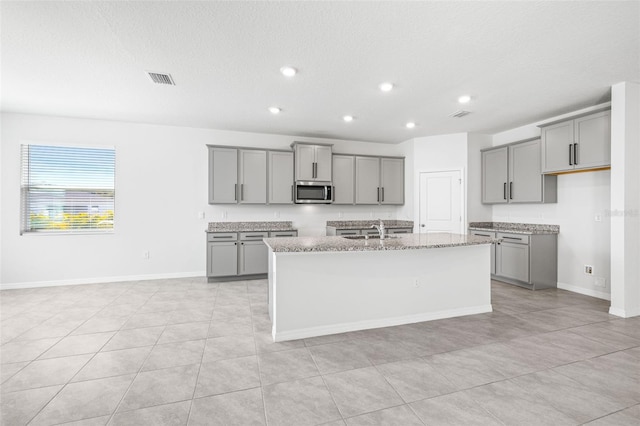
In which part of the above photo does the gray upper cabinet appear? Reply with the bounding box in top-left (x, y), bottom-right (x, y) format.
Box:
top-left (355, 156), bottom-right (404, 205)
top-left (208, 147), bottom-right (238, 204)
top-left (541, 110), bottom-right (611, 173)
top-left (332, 155), bottom-right (355, 204)
top-left (208, 146), bottom-right (266, 204)
top-left (380, 158), bottom-right (404, 205)
top-left (268, 151), bottom-right (294, 204)
top-left (482, 139), bottom-right (556, 204)
top-left (481, 146), bottom-right (509, 204)
top-left (292, 142), bottom-right (333, 182)
top-left (355, 156), bottom-right (380, 204)
top-left (239, 150), bottom-right (267, 204)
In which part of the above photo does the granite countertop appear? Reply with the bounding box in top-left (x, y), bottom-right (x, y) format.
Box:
top-left (326, 220), bottom-right (414, 230)
top-left (469, 222), bottom-right (559, 235)
top-left (264, 232), bottom-right (495, 253)
top-left (207, 221), bottom-right (296, 233)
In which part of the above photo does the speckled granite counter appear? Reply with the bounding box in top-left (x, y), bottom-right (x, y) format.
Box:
top-left (469, 222), bottom-right (559, 235)
top-left (326, 220), bottom-right (414, 230)
top-left (264, 232), bottom-right (494, 253)
top-left (207, 221), bottom-right (296, 233)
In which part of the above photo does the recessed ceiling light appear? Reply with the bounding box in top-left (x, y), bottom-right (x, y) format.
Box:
top-left (406, 122), bottom-right (416, 129)
top-left (379, 82), bottom-right (394, 92)
top-left (268, 106), bottom-right (281, 114)
top-left (280, 66), bottom-right (297, 77)
top-left (343, 115), bottom-right (354, 122)
top-left (458, 95), bottom-right (472, 104)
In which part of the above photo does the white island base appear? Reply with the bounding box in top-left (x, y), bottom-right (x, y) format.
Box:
top-left (267, 243), bottom-right (492, 342)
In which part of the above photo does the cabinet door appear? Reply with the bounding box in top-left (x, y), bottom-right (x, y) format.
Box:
top-left (380, 158), bottom-right (404, 205)
top-left (332, 155), bottom-right (355, 204)
top-left (268, 151), bottom-right (294, 204)
top-left (239, 241), bottom-right (268, 275)
top-left (294, 144), bottom-right (315, 181)
top-left (481, 147), bottom-right (508, 204)
top-left (574, 110), bottom-right (611, 170)
top-left (509, 140), bottom-right (542, 203)
top-left (208, 147), bottom-right (238, 204)
top-left (207, 242), bottom-right (238, 277)
top-left (496, 242), bottom-right (530, 283)
top-left (314, 145), bottom-right (333, 182)
top-left (239, 150), bottom-right (267, 204)
top-left (355, 156), bottom-right (380, 204)
top-left (541, 121), bottom-right (573, 173)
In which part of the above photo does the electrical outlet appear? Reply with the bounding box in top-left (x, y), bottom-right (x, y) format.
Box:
top-left (274, 211), bottom-right (280, 218)
top-left (338, 211), bottom-right (344, 218)
top-left (198, 211), bottom-right (205, 219)
top-left (222, 211), bottom-right (227, 219)
top-left (595, 215), bottom-right (602, 222)
top-left (143, 251), bottom-right (150, 259)
top-left (414, 278), bottom-right (420, 288)
top-left (584, 265), bottom-right (593, 275)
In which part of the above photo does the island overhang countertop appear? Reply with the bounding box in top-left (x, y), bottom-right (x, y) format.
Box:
top-left (264, 232), bottom-right (495, 253)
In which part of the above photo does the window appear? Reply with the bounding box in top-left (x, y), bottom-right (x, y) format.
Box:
top-left (20, 144), bottom-right (115, 234)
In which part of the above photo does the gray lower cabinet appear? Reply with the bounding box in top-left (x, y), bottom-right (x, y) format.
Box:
top-left (206, 233), bottom-right (239, 277)
top-left (496, 236), bottom-right (530, 283)
top-left (494, 232), bottom-right (557, 290)
top-left (470, 230), bottom-right (496, 275)
top-left (207, 230), bottom-right (297, 280)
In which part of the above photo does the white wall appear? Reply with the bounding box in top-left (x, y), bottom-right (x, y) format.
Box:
top-left (491, 106), bottom-right (612, 299)
top-left (0, 113), bottom-right (404, 288)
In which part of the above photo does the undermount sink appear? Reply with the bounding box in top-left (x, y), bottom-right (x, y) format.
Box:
top-left (342, 235), bottom-right (399, 240)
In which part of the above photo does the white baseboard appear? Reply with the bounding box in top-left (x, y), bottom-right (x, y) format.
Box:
top-left (0, 271), bottom-right (206, 290)
top-left (273, 304), bottom-right (493, 342)
top-left (609, 306), bottom-right (640, 318)
top-left (557, 281), bottom-right (611, 301)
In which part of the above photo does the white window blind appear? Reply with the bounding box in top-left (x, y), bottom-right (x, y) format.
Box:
top-left (20, 144), bottom-right (116, 234)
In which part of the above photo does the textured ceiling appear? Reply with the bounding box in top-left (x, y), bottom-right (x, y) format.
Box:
top-left (1, 1), bottom-right (639, 143)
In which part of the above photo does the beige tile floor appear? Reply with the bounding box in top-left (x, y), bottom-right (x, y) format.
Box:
top-left (1, 278), bottom-right (639, 425)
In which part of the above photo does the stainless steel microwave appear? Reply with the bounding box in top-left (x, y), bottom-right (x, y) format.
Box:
top-left (294, 181), bottom-right (334, 204)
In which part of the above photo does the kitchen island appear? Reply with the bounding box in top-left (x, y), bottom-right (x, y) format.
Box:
top-left (263, 233), bottom-right (495, 342)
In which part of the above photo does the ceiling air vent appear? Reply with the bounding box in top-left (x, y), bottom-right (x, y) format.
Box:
top-left (450, 110), bottom-right (471, 118)
top-left (146, 72), bottom-right (175, 85)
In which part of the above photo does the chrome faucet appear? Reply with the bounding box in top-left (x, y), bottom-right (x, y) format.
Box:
top-left (371, 220), bottom-right (386, 240)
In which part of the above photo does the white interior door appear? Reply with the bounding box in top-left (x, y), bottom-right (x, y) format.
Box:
top-left (419, 170), bottom-right (463, 234)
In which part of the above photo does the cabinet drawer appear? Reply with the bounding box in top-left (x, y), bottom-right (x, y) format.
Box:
top-left (470, 230), bottom-right (496, 238)
top-left (207, 232), bottom-right (238, 242)
top-left (497, 232), bottom-right (529, 244)
top-left (361, 228), bottom-right (380, 236)
top-left (387, 228), bottom-right (412, 234)
top-left (336, 229), bottom-right (361, 236)
top-left (269, 231), bottom-right (298, 238)
top-left (240, 231), bottom-right (269, 241)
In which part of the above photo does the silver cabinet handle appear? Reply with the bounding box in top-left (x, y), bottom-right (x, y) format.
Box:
top-left (381, 187), bottom-right (385, 202)
top-left (291, 185), bottom-right (294, 202)
top-left (503, 183), bottom-right (507, 200)
top-left (377, 187), bottom-right (380, 202)
top-left (240, 183), bottom-right (244, 201)
top-left (509, 182), bottom-right (513, 200)
top-left (573, 143), bottom-right (578, 165)
top-left (234, 183), bottom-right (237, 201)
